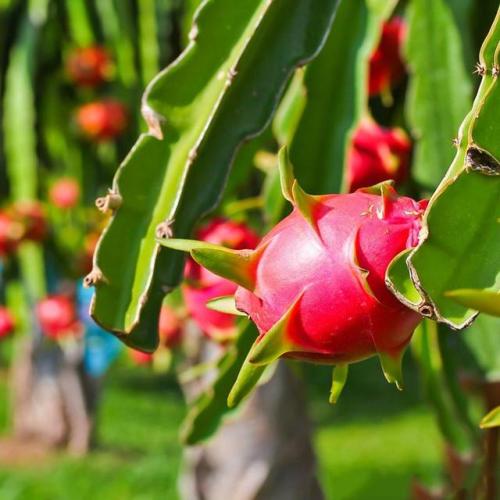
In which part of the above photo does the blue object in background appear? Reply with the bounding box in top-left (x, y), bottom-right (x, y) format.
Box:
top-left (77, 281), bottom-right (122, 377)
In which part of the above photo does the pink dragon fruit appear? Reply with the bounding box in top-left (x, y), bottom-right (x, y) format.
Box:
top-left (369, 17), bottom-right (406, 97)
top-left (182, 218), bottom-right (259, 342)
top-left (347, 119), bottom-right (411, 192)
top-left (158, 305), bottom-right (182, 348)
top-left (0, 306), bottom-right (15, 339)
top-left (163, 149), bottom-right (427, 396)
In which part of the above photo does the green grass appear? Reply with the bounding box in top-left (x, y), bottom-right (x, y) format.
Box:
top-left (0, 356), bottom-right (442, 499)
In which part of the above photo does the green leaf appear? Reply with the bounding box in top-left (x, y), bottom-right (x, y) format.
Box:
top-left (445, 289), bottom-right (500, 317)
top-left (180, 322), bottom-right (260, 445)
top-left (64, 0), bottom-right (94, 46)
top-left (404, 0), bottom-right (472, 189)
top-left (388, 9), bottom-right (500, 329)
top-left (412, 321), bottom-right (477, 453)
top-left (461, 315), bottom-right (500, 378)
top-left (138, 0), bottom-right (160, 84)
top-left (90, 0), bottom-right (338, 350)
top-left (273, 69), bottom-right (307, 146)
top-left (480, 406), bottom-right (500, 429)
top-left (289, 0), bottom-right (397, 194)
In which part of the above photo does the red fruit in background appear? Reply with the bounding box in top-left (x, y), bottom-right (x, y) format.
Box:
top-left (0, 212), bottom-right (23, 256)
top-left (76, 100), bottom-right (128, 141)
top-left (158, 305), bottom-right (182, 348)
top-left (347, 119), bottom-right (411, 192)
top-left (36, 295), bottom-right (81, 340)
top-left (49, 178), bottom-right (80, 209)
top-left (10, 201), bottom-right (47, 242)
top-left (369, 17), bottom-right (406, 97)
top-left (66, 46), bottom-right (112, 87)
top-left (129, 349), bottom-right (153, 365)
top-left (0, 307), bottom-right (15, 339)
top-left (182, 218), bottom-right (259, 341)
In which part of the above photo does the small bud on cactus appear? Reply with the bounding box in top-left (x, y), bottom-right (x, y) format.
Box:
top-left (158, 305), bottom-right (182, 348)
top-left (182, 218), bottom-right (259, 341)
top-left (76, 100), bottom-right (128, 141)
top-left (0, 212), bottom-right (23, 257)
top-left (163, 149), bottom-right (427, 396)
top-left (10, 201), bottom-right (47, 242)
top-left (0, 306), bottom-right (15, 339)
top-left (36, 295), bottom-right (81, 340)
top-left (347, 119), bottom-right (411, 192)
top-left (66, 46), bottom-right (112, 87)
top-left (49, 177), bottom-right (80, 209)
top-left (369, 17), bottom-right (406, 97)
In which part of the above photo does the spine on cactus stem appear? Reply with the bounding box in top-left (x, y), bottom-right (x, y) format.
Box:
top-left (160, 147), bottom-right (428, 402)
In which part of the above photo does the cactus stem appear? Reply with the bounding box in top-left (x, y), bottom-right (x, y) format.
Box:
top-left (155, 219), bottom-right (175, 239)
top-left (474, 62), bottom-right (486, 76)
top-left (141, 103), bottom-right (164, 140)
top-left (95, 190), bottom-right (122, 213)
top-left (83, 267), bottom-right (107, 288)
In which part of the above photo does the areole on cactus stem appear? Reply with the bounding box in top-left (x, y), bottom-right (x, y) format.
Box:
top-left (160, 147), bottom-right (428, 402)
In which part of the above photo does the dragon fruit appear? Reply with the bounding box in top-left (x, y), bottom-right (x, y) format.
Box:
top-left (369, 17), bottom-right (406, 97)
top-left (158, 305), bottom-right (182, 348)
top-left (0, 212), bottom-right (23, 257)
top-left (37, 295), bottom-right (81, 340)
top-left (76, 100), bottom-right (128, 141)
top-left (347, 119), bottom-right (411, 192)
top-left (49, 178), bottom-right (80, 209)
top-left (163, 149), bottom-right (427, 396)
top-left (182, 218), bottom-right (259, 341)
top-left (66, 46), bottom-right (112, 88)
top-left (10, 201), bottom-right (47, 243)
top-left (0, 306), bottom-right (15, 339)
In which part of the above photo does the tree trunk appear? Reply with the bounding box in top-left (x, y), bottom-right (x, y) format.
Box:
top-left (179, 331), bottom-right (324, 500)
top-left (9, 336), bottom-right (95, 455)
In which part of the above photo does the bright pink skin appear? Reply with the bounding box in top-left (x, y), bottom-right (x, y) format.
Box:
top-left (158, 305), bottom-right (182, 348)
top-left (235, 188), bottom-right (426, 363)
top-left (183, 218), bottom-right (259, 341)
top-left (36, 295), bottom-right (81, 340)
top-left (369, 18), bottom-right (406, 96)
top-left (0, 307), bottom-right (15, 339)
top-left (76, 100), bottom-right (128, 141)
top-left (66, 46), bottom-right (112, 87)
top-left (49, 178), bottom-right (80, 209)
top-left (347, 120), bottom-right (411, 192)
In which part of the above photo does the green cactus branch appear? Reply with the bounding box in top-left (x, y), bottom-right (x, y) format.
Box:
top-left (89, 0), bottom-right (338, 350)
top-left (404, 0), bottom-right (472, 190)
top-left (387, 8), bottom-right (500, 329)
top-left (286, 0), bottom-right (397, 194)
